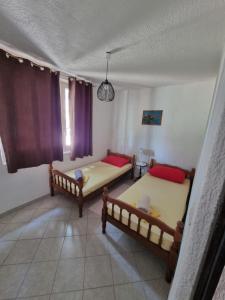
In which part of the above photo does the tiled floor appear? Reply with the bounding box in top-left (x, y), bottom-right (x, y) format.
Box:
top-left (0, 180), bottom-right (170, 300)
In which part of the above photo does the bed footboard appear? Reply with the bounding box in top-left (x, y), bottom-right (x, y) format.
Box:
top-left (49, 163), bottom-right (84, 217)
top-left (102, 187), bottom-right (183, 282)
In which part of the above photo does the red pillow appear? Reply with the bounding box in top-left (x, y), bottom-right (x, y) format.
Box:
top-left (149, 165), bottom-right (185, 183)
top-left (102, 155), bottom-right (130, 167)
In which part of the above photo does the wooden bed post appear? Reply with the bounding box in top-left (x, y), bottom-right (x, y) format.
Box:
top-left (131, 154), bottom-right (135, 179)
top-left (49, 163), bottom-right (54, 197)
top-left (78, 185), bottom-right (83, 218)
top-left (102, 187), bottom-right (108, 234)
top-left (166, 221), bottom-right (184, 282)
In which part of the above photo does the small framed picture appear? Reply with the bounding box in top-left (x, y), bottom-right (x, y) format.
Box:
top-left (142, 110), bottom-right (163, 125)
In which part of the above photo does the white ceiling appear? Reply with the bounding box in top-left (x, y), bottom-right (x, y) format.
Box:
top-left (0, 0), bottom-right (225, 87)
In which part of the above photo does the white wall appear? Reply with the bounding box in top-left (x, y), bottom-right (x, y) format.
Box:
top-left (112, 81), bottom-right (215, 169)
top-left (0, 87), bottom-right (114, 214)
top-left (169, 50), bottom-right (225, 300)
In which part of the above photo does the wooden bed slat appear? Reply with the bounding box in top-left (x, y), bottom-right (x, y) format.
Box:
top-left (119, 208), bottom-right (122, 222)
top-left (147, 224), bottom-right (152, 240)
top-left (137, 218), bottom-right (141, 234)
top-left (128, 212), bottom-right (132, 228)
top-left (159, 230), bottom-right (164, 247)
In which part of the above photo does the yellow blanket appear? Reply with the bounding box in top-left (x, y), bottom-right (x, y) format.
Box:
top-left (65, 161), bottom-right (132, 196)
top-left (107, 173), bottom-right (190, 251)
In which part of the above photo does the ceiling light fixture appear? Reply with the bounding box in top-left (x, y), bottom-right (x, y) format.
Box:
top-left (97, 52), bottom-right (115, 102)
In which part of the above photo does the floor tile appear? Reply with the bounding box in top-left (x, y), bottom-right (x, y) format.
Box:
top-left (66, 219), bottom-right (87, 236)
top-left (109, 184), bottom-right (130, 199)
top-left (32, 207), bottom-right (71, 223)
top-left (47, 207), bottom-right (72, 221)
top-left (0, 180), bottom-right (168, 300)
top-left (110, 252), bottom-right (141, 284)
top-left (53, 258), bottom-right (84, 293)
top-left (84, 255), bottom-right (113, 289)
top-left (19, 261), bottom-right (58, 298)
top-left (85, 234), bottom-right (109, 256)
top-left (53, 196), bottom-right (74, 209)
top-left (87, 217), bottom-right (102, 234)
top-left (86, 199), bottom-right (102, 218)
top-left (38, 197), bottom-right (58, 209)
top-left (114, 282), bottom-right (147, 300)
top-left (0, 241), bottom-right (15, 264)
top-left (44, 221), bottom-right (67, 238)
top-left (61, 236), bottom-right (86, 259)
top-left (32, 208), bottom-right (55, 223)
top-left (106, 223), bottom-right (123, 234)
top-left (34, 237), bottom-right (64, 262)
top-left (25, 198), bottom-right (48, 210)
top-left (0, 222), bottom-right (26, 241)
top-left (0, 263), bottom-right (29, 299)
top-left (83, 286), bottom-right (115, 300)
top-left (106, 232), bottom-right (144, 254)
top-left (50, 291), bottom-right (83, 300)
top-left (143, 279), bottom-right (170, 300)
top-left (70, 207), bottom-right (83, 220)
top-left (11, 208), bottom-right (35, 223)
top-left (0, 223), bottom-right (6, 232)
top-left (0, 212), bottom-right (16, 223)
top-left (19, 221), bottom-right (49, 239)
top-left (134, 251), bottom-right (165, 280)
top-left (4, 239), bottom-right (40, 264)
top-left (18, 296), bottom-right (50, 300)
top-left (87, 210), bottom-right (101, 219)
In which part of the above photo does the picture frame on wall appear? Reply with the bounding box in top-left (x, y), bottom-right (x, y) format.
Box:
top-left (142, 110), bottom-right (163, 125)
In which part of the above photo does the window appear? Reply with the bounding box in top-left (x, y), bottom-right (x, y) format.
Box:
top-left (60, 81), bottom-right (72, 152)
top-left (64, 88), bottom-right (71, 147)
top-left (0, 137), bottom-right (6, 165)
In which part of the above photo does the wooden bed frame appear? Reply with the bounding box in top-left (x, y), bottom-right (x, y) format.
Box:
top-left (49, 150), bottom-right (135, 217)
top-left (102, 159), bottom-right (195, 282)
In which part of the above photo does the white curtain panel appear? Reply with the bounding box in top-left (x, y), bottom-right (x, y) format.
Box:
top-left (111, 88), bottom-right (152, 156)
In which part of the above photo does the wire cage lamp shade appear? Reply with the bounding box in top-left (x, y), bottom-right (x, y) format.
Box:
top-left (97, 79), bottom-right (115, 102)
top-left (97, 52), bottom-right (115, 102)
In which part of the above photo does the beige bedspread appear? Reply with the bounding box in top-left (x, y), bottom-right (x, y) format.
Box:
top-left (107, 173), bottom-right (190, 251)
top-left (65, 161), bottom-right (132, 197)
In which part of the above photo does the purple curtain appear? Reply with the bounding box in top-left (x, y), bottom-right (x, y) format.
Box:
top-left (0, 49), bottom-right (63, 173)
top-left (70, 79), bottom-right (93, 160)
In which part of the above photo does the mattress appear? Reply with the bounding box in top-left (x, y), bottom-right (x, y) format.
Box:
top-left (107, 173), bottom-right (190, 251)
top-left (64, 161), bottom-right (132, 197)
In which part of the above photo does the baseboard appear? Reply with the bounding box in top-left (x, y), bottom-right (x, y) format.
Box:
top-left (0, 193), bottom-right (50, 218)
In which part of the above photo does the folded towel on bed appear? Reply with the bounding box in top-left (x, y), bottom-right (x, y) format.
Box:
top-left (137, 194), bottom-right (151, 213)
top-left (130, 201), bottom-right (160, 219)
top-left (74, 169), bottom-right (83, 181)
top-left (74, 170), bottom-right (89, 185)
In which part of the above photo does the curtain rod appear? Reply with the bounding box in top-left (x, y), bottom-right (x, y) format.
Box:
top-left (0, 42), bottom-right (93, 84)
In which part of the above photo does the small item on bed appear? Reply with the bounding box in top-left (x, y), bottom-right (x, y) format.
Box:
top-left (136, 194), bottom-right (151, 213)
top-left (74, 169), bottom-right (83, 182)
top-left (149, 165), bottom-right (185, 184)
top-left (102, 155), bottom-right (129, 167)
top-left (83, 175), bottom-right (89, 184)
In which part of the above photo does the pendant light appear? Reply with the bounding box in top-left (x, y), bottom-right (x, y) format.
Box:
top-left (97, 52), bottom-right (115, 102)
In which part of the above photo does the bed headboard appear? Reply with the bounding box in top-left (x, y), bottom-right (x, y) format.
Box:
top-left (150, 159), bottom-right (195, 180)
top-left (107, 149), bottom-right (135, 166)
top-left (150, 159), bottom-right (195, 224)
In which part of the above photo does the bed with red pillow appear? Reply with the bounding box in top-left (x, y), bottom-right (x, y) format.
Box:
top-left (49, 150), bottom-right (135, 217)
top-left (102, 159), bottom-right (195, 282)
